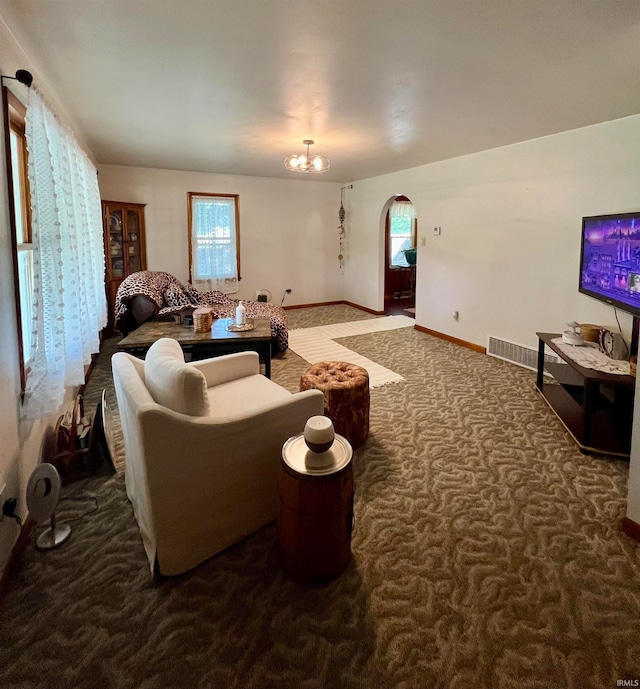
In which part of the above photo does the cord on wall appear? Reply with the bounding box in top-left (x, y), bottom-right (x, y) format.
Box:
top-left (281, 289), bottom-right (292, 306)
top-left (613, 308), bottom-right (630, 354)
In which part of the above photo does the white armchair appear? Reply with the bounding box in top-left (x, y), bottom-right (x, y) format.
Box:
top-left (111, 337), bottom-right (324, 576)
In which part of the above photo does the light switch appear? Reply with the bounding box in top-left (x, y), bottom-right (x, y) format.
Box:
top-left (433, 226), bottom-right (441, 236)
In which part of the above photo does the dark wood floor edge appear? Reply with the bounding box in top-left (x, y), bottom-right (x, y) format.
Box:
top-left (621, 516), bottom-right (640, 542)
top-left (0, 516), bottom-right (34, 599)
top-left (284, 300), bottom-right (385, 316)
top-left (414, 324), bottom-right (486, 354)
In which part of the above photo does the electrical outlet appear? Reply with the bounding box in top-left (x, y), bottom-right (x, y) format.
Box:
top-left (433, 226), bottom-right (441, 236)
top-left (421, 237), bottom-right (426, 246)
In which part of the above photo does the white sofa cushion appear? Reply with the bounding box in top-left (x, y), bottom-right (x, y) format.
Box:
top-left (207, 373), bottom-right (292, 417)
top-left (144, 338), bottom-right (210, 416)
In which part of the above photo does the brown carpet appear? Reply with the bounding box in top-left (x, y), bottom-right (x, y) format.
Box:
top-left (1, 304), bottom-right (639, 689)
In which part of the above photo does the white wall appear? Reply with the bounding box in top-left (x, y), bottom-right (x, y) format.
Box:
top-left (345, 114), bottom-right (640, 528)
top-left (345, 116), bottom-right (640, 347)
top-left (97, 166), bottom-right (344, 307)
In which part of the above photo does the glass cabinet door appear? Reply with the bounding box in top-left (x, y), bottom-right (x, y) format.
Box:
top-left (108, 210), bottom-right (125, 277)
top-left (102, 200), bottom-right (146, 335)
top-left (125, 209), bottom-right (142, 273)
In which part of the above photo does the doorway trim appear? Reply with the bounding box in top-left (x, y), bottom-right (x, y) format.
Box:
top-left (380, 195), bottom-right (417, 315)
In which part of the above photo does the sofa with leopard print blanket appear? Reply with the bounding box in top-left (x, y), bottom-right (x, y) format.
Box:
top-left (114, 271), bottom-right (289, 353)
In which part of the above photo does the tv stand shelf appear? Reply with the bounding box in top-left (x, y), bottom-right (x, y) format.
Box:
top-left (535, 333), bottom-right (635, 458)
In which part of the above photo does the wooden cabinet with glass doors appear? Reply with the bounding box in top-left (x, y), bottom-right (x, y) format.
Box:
top-left (102, 200), bottom-right (147, 335)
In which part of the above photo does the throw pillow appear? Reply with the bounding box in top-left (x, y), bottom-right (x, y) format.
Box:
top-left (144, 338), bottom-right (210, 416)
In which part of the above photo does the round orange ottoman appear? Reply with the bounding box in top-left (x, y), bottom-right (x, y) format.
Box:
top-left (300, 361), bottom-right (370, 449)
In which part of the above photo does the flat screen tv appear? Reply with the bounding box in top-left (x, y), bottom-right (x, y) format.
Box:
top-left (579, 211), bottom-right (640, 318)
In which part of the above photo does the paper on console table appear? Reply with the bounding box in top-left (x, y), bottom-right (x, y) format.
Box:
top-left (550, 338), bottom-right (630, 375)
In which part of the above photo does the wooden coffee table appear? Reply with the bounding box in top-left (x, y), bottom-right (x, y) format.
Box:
top-left (117, 317), bottom-right (273, 378)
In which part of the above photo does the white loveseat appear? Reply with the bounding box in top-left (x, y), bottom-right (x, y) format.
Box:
top-left (112, 338), bottom-right (324, 576)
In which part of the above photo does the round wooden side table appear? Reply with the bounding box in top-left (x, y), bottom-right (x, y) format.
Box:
top-left (278, 433), bottom-right (353, 583)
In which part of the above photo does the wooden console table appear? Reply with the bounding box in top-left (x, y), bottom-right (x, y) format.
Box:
top-left (535, 333), bottom-right (635, 457)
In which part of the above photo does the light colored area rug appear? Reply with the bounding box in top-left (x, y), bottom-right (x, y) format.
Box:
top-left (288, 315), bottom-right (415, 387)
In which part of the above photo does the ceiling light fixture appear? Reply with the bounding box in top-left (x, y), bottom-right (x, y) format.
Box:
top-left (284, 140), bottom-right (330, 174)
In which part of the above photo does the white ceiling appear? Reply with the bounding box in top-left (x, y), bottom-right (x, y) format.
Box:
top-left (1, 0), bottom-right (639, 183)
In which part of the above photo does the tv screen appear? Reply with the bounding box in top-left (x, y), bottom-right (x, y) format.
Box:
top-left (579, 211), bottom-right (640, 318)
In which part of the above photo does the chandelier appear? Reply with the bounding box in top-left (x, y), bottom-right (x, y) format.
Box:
top-left (284, 140), bottom-right (330, 174)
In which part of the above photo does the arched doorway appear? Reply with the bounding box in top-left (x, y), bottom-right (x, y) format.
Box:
top-left (383, 195), bottom-right (417, 316)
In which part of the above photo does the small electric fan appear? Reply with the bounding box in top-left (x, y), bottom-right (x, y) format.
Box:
top-left (26, 463), bottom-right (71, 550)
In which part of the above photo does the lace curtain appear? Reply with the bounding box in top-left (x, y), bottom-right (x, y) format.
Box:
top-left (389, 199), bottom-right (416, 221)
top-left (21, 89), bottom-right (106, 420)
top-left (190, 195), bottom-right (238, 294)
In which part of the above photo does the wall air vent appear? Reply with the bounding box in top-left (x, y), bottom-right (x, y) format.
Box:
top-left (487, 336), bottom-right (561, 373)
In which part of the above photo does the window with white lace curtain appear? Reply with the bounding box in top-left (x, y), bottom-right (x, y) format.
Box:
top-left (3, 88), bottom-right (106, 416)
top-left (18, 89), bottom-right (106, 419)
top-left (388, 198), bottom-right (416, 267)
top-left (188, 193), bottom-right (240, 293)
top-left (3, 87), bottom-right (34, 389)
